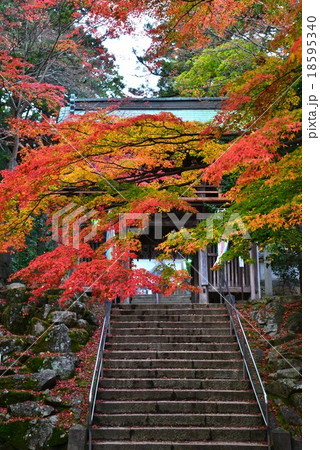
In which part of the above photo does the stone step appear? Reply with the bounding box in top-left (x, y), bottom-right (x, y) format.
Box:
top-left (92, 303), bottom-right (267, 449)
top-left (95, 401), bottom-right (260, 415)
top-left (105, 342), bottom-right (239, 351)
top-left (92, 441), bottom-right (268, 449)
top-left (111, 328), bottom-right (231, 336)
top-left (99, 378), bottom-right (251, 390)
top-left (101, 368), bottom-right (244, 379)
top-left (111, 321), bottom-right (230, 329)
top-left (131, 295), bottom-right (191, 299)
top-left (97, 389), bottom-right (255, 402)
top-left (114, 304), bottom-right (226, 309)
top-left (111, 314), bottom-right (229, 322)
top-left (93, 413), bottom-right (263, 427)
top-left (113, 309), bottom-right (226, 315)
top-left (91, 426), bottom-right (267, 442)
top-left (103, 350), bottom-right (241, 360)
top-left (103, 359), bottom-right (243, 370)
top-left (107, 335), bottom-right (236, 344)
top-left (112, 306), bottom-right (227, 313)
top-left (131, 300), bottom-right (192, 305)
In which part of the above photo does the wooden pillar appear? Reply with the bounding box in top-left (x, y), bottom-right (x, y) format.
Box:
top-left (263, 249), bottom-right (273, 297)
top-left (198, 248), bottom-right (209, 304)
top-left (256, 246), bottom-right (261, 299)
top-left (249, 247), bottom-right (257, 300)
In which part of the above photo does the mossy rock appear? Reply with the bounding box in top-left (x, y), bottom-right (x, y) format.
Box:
top-left (0, 375), bottom-right (38, 391)
top-left (29, 317), bottom-right (49, 336)
top-left (285, 309), bottom-right (302, 333)
top-left (0, 337), bottom-right (29, 356)
top-left (0, 420), bottom-right (31, 449)
top-left (0, 390), bottom-right (36, 407)
top-left (46, 424), bottom-right (68, 448)
top-left (70, 329), bottom-right (90, 352)
top-left (2, 303), bottom-right (37, 334)
top-left (0, 419), bottom-right (68, 449)
top-left (271, 332), bottom-right (296, 346)
top-left (84, 309), bottom-right (99, 327)
top-left (26, 354), bottom-right (78, 379)
top-left (42, 289), bottom-right (64, 305)
top-left (3, 288), bottom-right (31, 304)
top-left (77, 319), bottom-right (97, 336)
top-left (25, 357), bottom-right (45, 373)
top-left (290, 392), bottom-right (302, 410)
top-left (32, 324), bottom-right (72, 353)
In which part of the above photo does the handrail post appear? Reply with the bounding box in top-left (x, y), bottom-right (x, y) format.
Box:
top-left (243, 347), bottom-right (247, 379)
top-left (219, 275), bottom-right (270, 447)
top-left (88, 300), bottom-right (113, 450)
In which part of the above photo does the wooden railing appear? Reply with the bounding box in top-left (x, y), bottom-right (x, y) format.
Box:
top-left (207, 245), bottom-right (251, 293)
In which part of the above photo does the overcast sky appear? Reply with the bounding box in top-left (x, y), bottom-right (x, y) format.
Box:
top-left (104, 21), bottom-right (159, 96)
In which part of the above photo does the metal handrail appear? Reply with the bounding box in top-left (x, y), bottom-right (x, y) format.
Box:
top-left (88, 301), bottom-right (112, 449)
top-left (219, 271), bottom-right (271, 450)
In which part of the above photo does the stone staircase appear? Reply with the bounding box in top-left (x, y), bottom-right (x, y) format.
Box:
top-left (91, 304), bottom-right (268, 449)
top-left (131, 293), bottom-right (192, 305)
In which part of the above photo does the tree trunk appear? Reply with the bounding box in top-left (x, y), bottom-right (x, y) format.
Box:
top-left (0, 253), bottom-right (11, 285)
top-left (8, 134), bottom-right (19, 170)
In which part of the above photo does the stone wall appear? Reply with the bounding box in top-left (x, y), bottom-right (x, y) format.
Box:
top-left (238, 295), bottom-right (302, 450)
top-left (0, 284), bottom-right (101, 449)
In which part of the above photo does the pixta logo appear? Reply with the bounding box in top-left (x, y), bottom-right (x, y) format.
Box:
top-left (52, 203), bottom-right (98, 249)
top-left (118, 212), bottom-right (251, 241)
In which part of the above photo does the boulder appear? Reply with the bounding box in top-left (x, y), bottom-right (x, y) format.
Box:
top-left (35, 324), bottom-right (72, 353)
top-left (42, 304), bottom-right (51, 320)
top-left (76, 318), bottom-right (90, 331)
top-left (49, 311), bottom-right (77, 327)
top-left (285, 310), bottom-right (302, 333)
top-left (252, 300), bottom-right (284, 336)
top-left (69, 300), bottom-right (87, 318)
top-left (267, 349), bottom-right (297, 371)
top-left (0, 415), bottom-right (67, 449)
top-left (6, 283), bottom-right (26, 290)
top-left (45, 396), bottom-right (63, 407)
top-left (70, 329), bottom-right (90, 352)
top-left (84, 309), bottom-right (99, 327)
top-left (266, 378), bottom-right (301, 398)
top-left (34, 369), bottom-right (57, 390)
top-left (280, 405), bottom-right (302, 425)
top-left (290, 392), bottom-right (302, 410)
top-left (30, 317), bottom-right (48, 336)
top-left (25, 417), bottom-right (58, 449)
top-left (0, 337), bottom-right (27, 356)
top-left (3, 286), bottom-right (31, 305)
top-left (8, 401), bottom-right (54, 418)
top-left (272, 332), bottom-right (296, 346)
top-left (0, 390), bottom-right (35, 407)
top-left (275, 368), bottom-right (302, 380)
top-left (43, 354), bottom-right (78, 380)
top-left (2, 303), bottom-right (35, 334)
top-left (0, 374), bottom-right (38, 390)
top-left (26, 353), bottom-right (78, 379)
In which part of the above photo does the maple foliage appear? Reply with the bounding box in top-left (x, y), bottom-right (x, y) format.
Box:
top-left (0, 0), bottom-right (302, 299)
top-left (0, 112), bottom-right (206, 301)
top-left (0, 0), bottom-right (124, 170)
top-left (105, 0), bottom-right (302, 268)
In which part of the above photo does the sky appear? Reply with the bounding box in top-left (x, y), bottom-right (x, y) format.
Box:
top-left (104, 21), bottom-right (159, 97)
